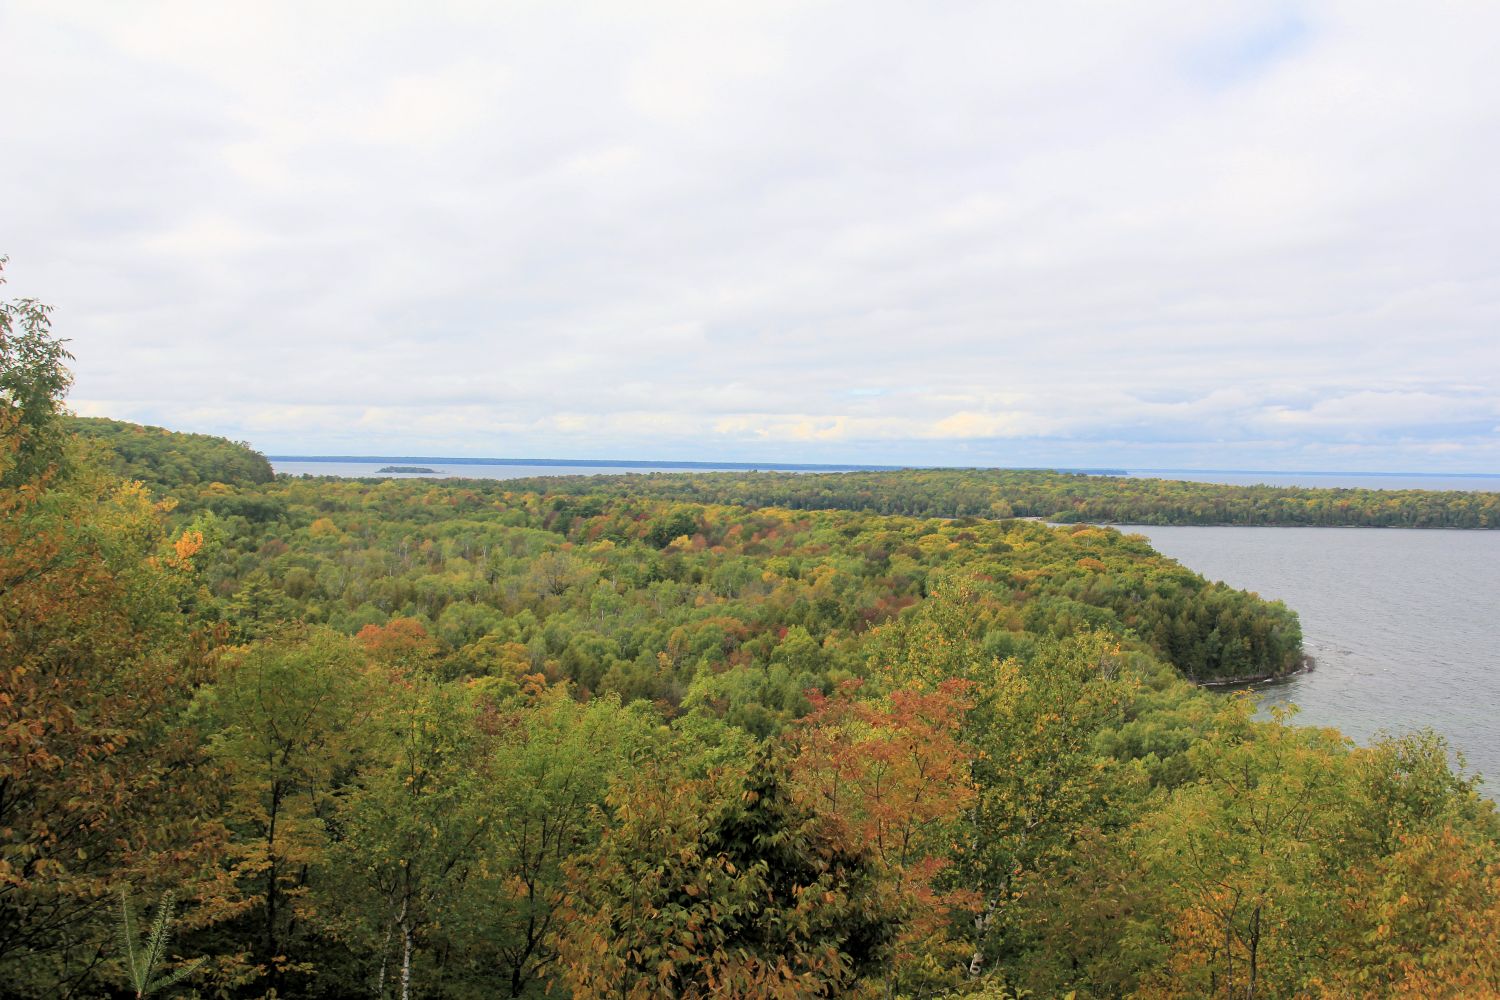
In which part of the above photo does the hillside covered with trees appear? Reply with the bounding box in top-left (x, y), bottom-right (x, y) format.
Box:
top-left (4, 272), bottom-right (1498, 999)
top-left (66, 414), bottom-right (274, 490)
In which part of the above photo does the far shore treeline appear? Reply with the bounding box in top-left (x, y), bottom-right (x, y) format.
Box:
top-left (497, 466), bottom-right (1500, 529)
top-left (4, 271), bottom-right (1498, 999)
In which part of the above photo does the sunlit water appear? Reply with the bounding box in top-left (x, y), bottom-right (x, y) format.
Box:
top-left (1125, 525), bottom-right (1500, 785)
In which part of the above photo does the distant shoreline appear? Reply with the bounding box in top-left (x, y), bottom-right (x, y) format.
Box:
top-left (269, 456), bottom-right (1127, 475)
top-left (268, 457), bottom-right (1495, 481)
top-left (272, 456), bottom-right (906, 472)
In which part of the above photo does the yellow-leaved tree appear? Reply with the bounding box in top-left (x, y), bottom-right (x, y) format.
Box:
top-left (1, 260), bottom-right (229, 997)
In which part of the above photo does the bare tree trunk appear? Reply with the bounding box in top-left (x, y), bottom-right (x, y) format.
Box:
top-left (400, 920), bottom-right (413, 1000)
top-left (967, 901), bottom-right (994, 977)
top-left (375, 919), bottom-right (394, 998)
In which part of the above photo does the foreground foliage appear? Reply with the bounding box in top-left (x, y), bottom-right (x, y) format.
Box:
top-left (118, 891), bottom-right (206, 998)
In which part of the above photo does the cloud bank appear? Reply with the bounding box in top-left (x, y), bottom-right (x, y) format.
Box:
top-left (3, 1), bottom-right (1497, 470)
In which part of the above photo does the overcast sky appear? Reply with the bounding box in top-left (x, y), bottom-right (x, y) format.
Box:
top-left (3, 1), bottom-right (1497, 470)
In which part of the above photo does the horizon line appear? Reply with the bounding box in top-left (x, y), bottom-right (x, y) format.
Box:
top-left (265, 456), bottom-right (1498, 478)
top-left (266, 455), bottom-right (1124, 474)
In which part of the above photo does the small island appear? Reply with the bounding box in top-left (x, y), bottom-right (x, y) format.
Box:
top-left (378, 465), bottom-right (437, 474)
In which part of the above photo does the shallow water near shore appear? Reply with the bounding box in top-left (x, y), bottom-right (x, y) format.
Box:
top-left (1124, 525), bottom-right (1500, 785)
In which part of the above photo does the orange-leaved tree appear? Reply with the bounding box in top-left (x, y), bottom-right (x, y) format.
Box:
top-left (789, 678), bottom-right (978, 993)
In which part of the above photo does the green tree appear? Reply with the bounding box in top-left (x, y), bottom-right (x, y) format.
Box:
top-left (0, 257), bottom-right (72, 487)
top-left (323, 675), bottom-right (488, 1000)
top-left (552, 747), bottom-right (898, 997)
top-left (450, 687), bottom-right (659, 997)
top-left (196, 627), bottom-right (374, 993)
top-left (1135, 703), bottom-right (1354, 1000)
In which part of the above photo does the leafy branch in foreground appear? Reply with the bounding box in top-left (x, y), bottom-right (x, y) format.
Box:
top-left (118, 890), bottom-right (204, 998)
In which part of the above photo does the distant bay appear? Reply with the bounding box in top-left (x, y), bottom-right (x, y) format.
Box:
top-left (269, 458), bottom-right (900, 478)
top-left (1127, 524), bottom-right (1500, 785)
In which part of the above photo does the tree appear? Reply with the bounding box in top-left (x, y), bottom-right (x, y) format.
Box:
top-left (876, 587), bottom-right (1142, 986)
top-left (552, 747), bottom-right (898, 997)
top-left (356, 616), bottom-right (442, 673)
top-left (485, 690), bottom-right (654, 996)
top-left (323, 674), bottom-right (488, 1000)
top-left (1310, 732), bottom-right (1500, 997)
top-left (0, 272), bottom-right (225, 997)
top-left (0, 257), bottom-right (72, 487)
top-left (197, 627), bottom-right (374, 993)
top-left (1318, 823), bottom-right (1500, 998)
top-left (788, 678), bottom-right (978, 993)
top-left (1135, 703), bottom-right (1354, 1000)
top-left (407, 687), bottom-right (661, 997)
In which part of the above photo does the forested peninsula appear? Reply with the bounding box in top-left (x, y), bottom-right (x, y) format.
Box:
top-left (5, 281), bottom-right (1498, 998)
top-left (499, 467), bottom-right (1500, 528)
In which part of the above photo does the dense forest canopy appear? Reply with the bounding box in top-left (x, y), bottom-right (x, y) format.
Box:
top-left (4, 271), bottom-right (1497, 999)
top-left (497, 467), bottom-right (1500, 529)
top-left (66, 415), bottom-right (274, 490)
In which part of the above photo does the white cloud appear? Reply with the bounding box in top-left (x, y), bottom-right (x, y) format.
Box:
top-left (3, 0), bottom-right (1497, 470)
top-left (1261, 391), bottom-right (1499, 430)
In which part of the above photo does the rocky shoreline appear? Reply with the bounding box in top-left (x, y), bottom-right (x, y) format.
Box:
top-left (1197, 653), bottom-right (1317, 689)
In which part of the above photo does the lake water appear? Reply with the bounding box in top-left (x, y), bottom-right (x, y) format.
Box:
top-left (271, 460), bottom-right (836, 479)
top-left (1125, 525), bottom-right (1500, 785)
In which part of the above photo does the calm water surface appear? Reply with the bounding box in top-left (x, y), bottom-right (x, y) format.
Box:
top-left (1126, 525), bottom-right (1500, 785)
top-left (271, 461), bottom-right (803, 479)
